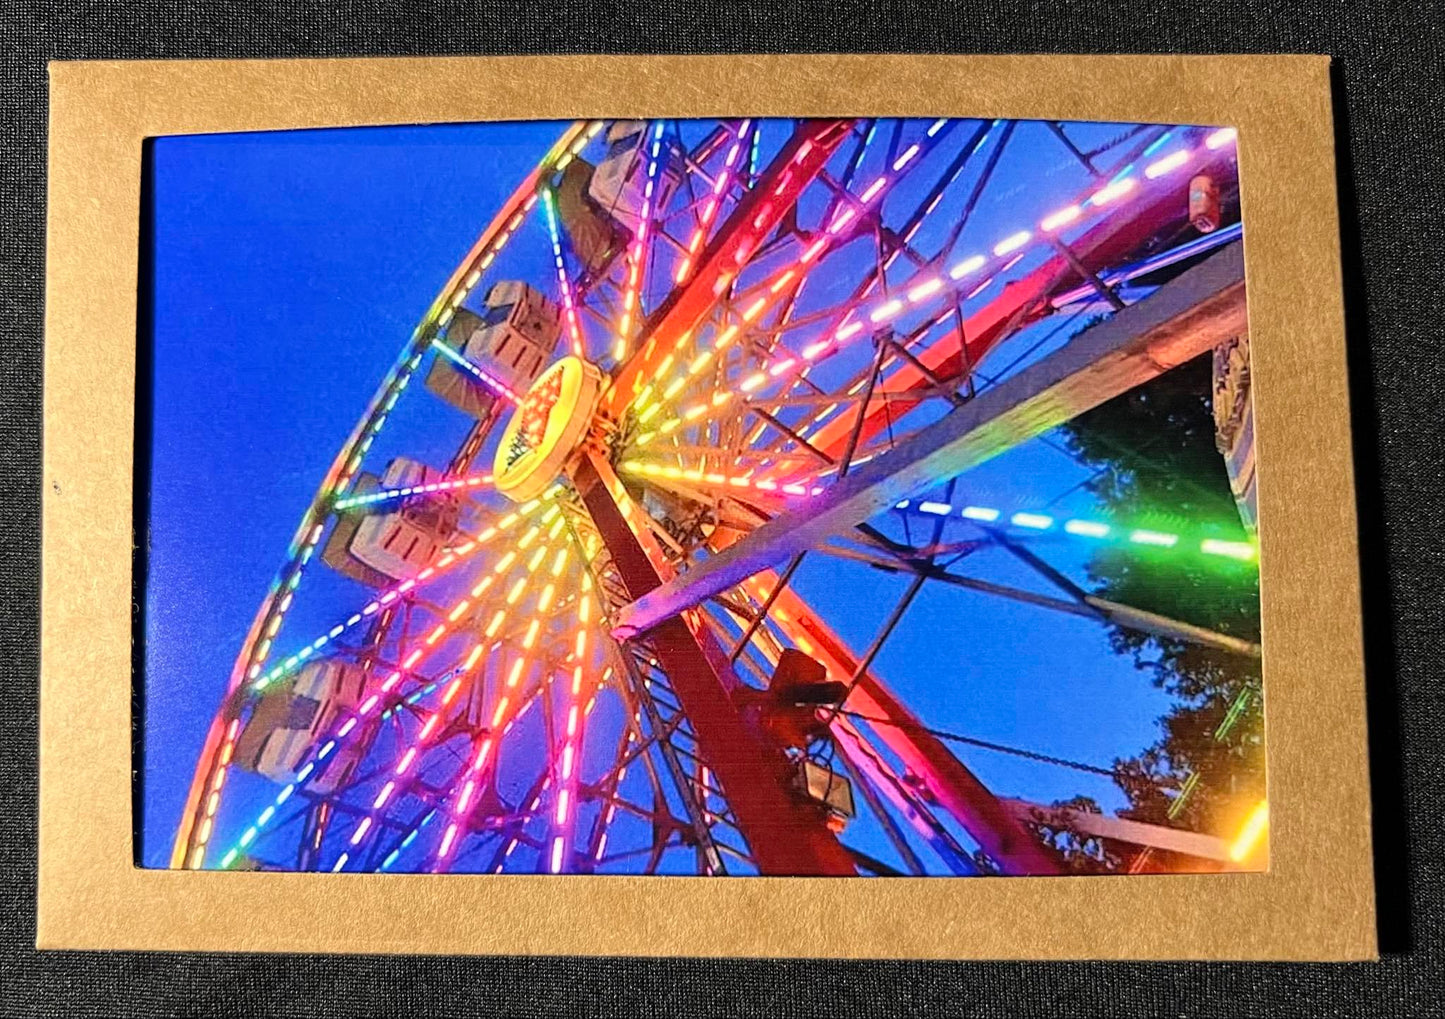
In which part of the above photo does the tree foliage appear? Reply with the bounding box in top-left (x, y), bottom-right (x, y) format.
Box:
top-left (1058, 352), bottom-right (1265, 842)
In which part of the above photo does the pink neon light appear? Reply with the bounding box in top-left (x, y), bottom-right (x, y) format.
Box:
top-left (1091, 177), bottom-right (1136, 205)
top-left (1040, 204), bottom-right (1081, 231)
top-left (1145, 149), bottom-right (1189, 178)
top-left (992, 230), bottom-right (1031, 256)
top-left (1205, 127), bottom-right (1238, 150)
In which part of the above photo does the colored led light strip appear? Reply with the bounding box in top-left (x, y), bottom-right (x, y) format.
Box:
top-left (629, 122), bottom-right (954, 438)
top-left (380, 808), bottom-right (439, 871)
top-left (541, 189), bottom-right (587, 358)
top-left (431, 541), bottom-right (567, 872)
top-left (615, 121), bottom-right (668, 363)
top-left (737, 126), bottom-right (1239, 411)
top-left (549, 663), bottom-right (587, 873)
top-left (189, 126), bottom-right (602, 868)
top-left (431, 338), bottom-right (521, 404)
top-left (892, 498), bottom-right (1257, 562)
top-left (551, 120), bottom-right (605, 176)
top-left (223, 539), bottom-right (557, 872)
top-left (591, 729), bottom-right (636, 866)
top-left (333, 473), bottom-right (494, 511)
top-left (619, 459), bottom-right (824, 497)
top-left (676, 120), bottom-right (752, 284)
top-left (549, 602), bottom-right (607, 873)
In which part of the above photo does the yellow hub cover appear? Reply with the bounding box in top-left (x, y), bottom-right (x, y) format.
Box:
top-left (492, 356), bottom-right (605, 503)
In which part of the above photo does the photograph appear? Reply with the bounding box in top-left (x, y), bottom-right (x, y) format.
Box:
top-left (139, 114), bottom-right (1263, 879)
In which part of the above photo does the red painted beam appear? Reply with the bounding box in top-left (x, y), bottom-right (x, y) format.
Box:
top-left (805, 150), bottom-right (1240, 461)
top-left (734, 569), bottom-right (1065, 876)
top-left (571, 452), bottom-right (857, 876)
top-left (603, 119), bottom-right (856, 420)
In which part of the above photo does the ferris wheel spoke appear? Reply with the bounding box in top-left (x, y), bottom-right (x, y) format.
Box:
top-left (604, 119), bottom-right (856, 419)
top-left (222, 524), bottom-right (566, 872)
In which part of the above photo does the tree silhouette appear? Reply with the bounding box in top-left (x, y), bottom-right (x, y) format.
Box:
top-left (1059, 352), bottom-right (1264, 843)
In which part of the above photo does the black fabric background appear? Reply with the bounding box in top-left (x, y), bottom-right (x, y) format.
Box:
top-left (3, 3), bottom-right (1442, 1015)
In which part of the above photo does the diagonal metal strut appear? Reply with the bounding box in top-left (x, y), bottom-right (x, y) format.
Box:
top-left (614, 241), bottom-right (1248, 638)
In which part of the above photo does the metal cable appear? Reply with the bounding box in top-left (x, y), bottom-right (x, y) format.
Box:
top-left (837, 709), bottom-right (1116, 777)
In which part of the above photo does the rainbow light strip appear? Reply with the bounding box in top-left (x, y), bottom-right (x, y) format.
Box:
top-left (591, 729), bottom-right (636, 866)
top-left (431, 338), bottom-right (521, 404)
top-left (333, 473), bottom-right (494, 511)
top-left (620, 459), bottom-right (824, 497)
top-left (380, 808), bottom-right (439, 871)
top-left (551, 120), bottom-right (606, 176)
top-left (628, 121), bottom-right (954, 443)
top-left (548, 594), bottom-right (602, 873)
top-left (892, 497), bottom-right (1257, 562)
top-left (218, 523), bottom-right (559, 871)
top-left (615, 122), bottom-right (668, 363)
top-left (755, 126), bottom-right (1240, 415)
top-left (541, 189), bottom-right (587, 358)
top-left (675, 120), bottom-right (752, 284)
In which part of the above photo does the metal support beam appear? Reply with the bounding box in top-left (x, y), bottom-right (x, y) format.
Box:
top-left (800, 145), bottom-right (1240, 460)
top-left (727, 570), bottom-right (1063, 875)
top-left (1001, 799), bottom-right (1236, 866)
top-left (615, 241), bottom-right (1248, 637)
top-left (570, 452), bottom-right (856, 875)
top-left (830, 717), bottom-right (977, 875)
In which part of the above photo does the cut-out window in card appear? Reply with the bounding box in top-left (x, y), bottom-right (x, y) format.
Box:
top-left (139, 116), bottom-right (1264, 879)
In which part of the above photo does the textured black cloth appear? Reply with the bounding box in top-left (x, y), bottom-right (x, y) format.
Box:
top-left (3, 3), bottom-right (1443, 1016)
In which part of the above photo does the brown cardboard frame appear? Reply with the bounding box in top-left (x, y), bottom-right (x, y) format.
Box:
top-left (39, 53), bottom-right (1375, 959)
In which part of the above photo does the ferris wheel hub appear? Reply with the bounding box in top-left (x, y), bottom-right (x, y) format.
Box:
top-left (492, 355), bottom-right (606, 503)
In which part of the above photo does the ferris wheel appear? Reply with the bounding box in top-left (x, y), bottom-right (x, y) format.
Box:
top-left (170, 116), bottom-right (1258, 877)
